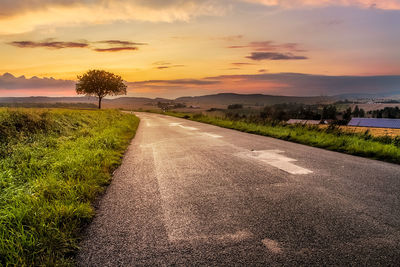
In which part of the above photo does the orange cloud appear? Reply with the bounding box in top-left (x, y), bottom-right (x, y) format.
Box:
top-left (0, 1), bottom-right (226, 35)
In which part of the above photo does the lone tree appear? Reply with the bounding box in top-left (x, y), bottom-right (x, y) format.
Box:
top-left (76, 70), bottom-right (127, 109)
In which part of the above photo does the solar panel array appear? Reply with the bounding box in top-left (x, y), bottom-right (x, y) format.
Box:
top-left (348, 118), bottom-right (400, 129)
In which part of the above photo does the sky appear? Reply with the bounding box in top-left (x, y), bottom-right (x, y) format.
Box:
top-left (0, 0), bottom-right (399, 98)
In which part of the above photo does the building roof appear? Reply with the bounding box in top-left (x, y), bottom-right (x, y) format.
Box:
top-left (348, 118), bottom-right (400, 129)
top-left (287, 119), bottom-right (321, 125)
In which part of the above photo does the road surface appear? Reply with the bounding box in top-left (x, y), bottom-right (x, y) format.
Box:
top-left (78, 112), bottom-right (400, 266)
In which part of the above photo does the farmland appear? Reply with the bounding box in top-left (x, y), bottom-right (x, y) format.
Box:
top-left (157, 110), bottom-right (400, 164)
top-left (323, 125), bottom-right (400, 137)
top-left (0, 108), bottom-right (139, 265)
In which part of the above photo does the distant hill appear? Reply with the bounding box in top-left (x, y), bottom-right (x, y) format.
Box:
top-left (0, 93), bottom-right (335, 109)
top-left (0, 96), bottom-right (170, 109)
top-left (176, 93), bottom-right (334, 106)
top-left (0, 96), bottom-right (98, 103)
top-left (0, 96), bottom-right (167, 104)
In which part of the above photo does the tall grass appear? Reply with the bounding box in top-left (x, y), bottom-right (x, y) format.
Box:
top-left (0, 108), bottom-right (139, 265)
top-left (159, 111), bottom-right (400, 164)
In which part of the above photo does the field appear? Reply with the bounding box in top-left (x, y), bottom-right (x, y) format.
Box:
top-left (158, 111), bottom-right (400, 164)
top-left (349, 103), bottom-right (400, 112)
top-left (322, 125), bottom-right (400, 137)
top-left (0, 108), bottom-right (139, 265)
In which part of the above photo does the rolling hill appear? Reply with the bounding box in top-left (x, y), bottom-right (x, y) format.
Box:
top-left (0, 93), bottom-right (335, 109)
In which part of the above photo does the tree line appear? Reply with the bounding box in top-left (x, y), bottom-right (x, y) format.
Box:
top-left (368, 107), bottom-right (400, 119)
top-left (223, 103), bottom-right (367, 124)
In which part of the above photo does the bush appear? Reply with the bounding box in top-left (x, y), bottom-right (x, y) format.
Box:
top-left (227, 104), bottom-right (243, 109)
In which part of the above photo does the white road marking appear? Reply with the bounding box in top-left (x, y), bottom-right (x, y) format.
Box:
top-left (237, 150), bottom-right (313, 175)
top-left (202, 133), bottom-right (223, 138)
top-left (262, 238), bottom-right (283, 254)
top-left (180, 125), bottom-right (198, 130)
top-left (169, 122), bottom-right (198, 131)
top-left (169, 123), bottom-right (221, 137)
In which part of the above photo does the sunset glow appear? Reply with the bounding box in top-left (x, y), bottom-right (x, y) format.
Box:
top-left (1, 0), bottom-right (399, 98)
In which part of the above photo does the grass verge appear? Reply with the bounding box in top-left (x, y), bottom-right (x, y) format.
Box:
top-left (0, 108), bottom-right (139, 266)
top-left (152, 110), bottom-right (400, 164)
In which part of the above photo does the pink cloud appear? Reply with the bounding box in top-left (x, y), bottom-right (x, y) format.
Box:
top-left (245, 0), bottom-right (400, 10)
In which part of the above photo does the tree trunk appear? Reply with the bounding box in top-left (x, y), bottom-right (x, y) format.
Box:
top-left (98, 96), bottom-right (102, 109)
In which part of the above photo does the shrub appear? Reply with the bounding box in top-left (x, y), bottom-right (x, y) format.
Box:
top-left (227, 104), bottom-right (243, 109)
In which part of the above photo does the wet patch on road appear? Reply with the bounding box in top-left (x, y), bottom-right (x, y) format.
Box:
top-left (262, 238), bottom-right (283, 254)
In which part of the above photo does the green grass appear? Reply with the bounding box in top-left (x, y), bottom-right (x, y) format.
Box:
top-left (0, 108), bottom-right (139, 266)
top-left (156, 110), bottom-right (400, 164)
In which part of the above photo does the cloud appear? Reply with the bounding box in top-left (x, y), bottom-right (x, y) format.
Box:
top-left (8, 39), bottom-right (144, 52)
top-left (130, 79), bottom-right (221, 86)
top-left (156, 66), bottom-right (171, 70)
top-left (2, 72), bottom-right (400, 98)
top-left (97, 40), bottom-right (148, 46)
top-left (229, 40), bottom-right (308, 61)
top-left (156, 65), bottom-right (185, 70)
top-left (153, 61), bottom-right (172, 66)
top-left (205, 73), bottom-right (400, 95)
top-left (232, 62), bottom-right (255, 66)
top-left (212, 35), bottom-right (244, 41)
top-left (2, 0), bottom-right (399, 22)
top-left (131, 73), bottom-right (400, 97)
top-left (0, 0), bottom-right (227, 34)
top-left (0, 0), bottom-right (398, 35)
top-left (0, 0), bottom-right (223, 17)
top-left (0, 72), bottom-right (74, 90)
top-left (9, 40), bottom-right (88, 49)
top-left (152, 61), bottom-right (185, 70)
top-left (228, 41), bottom-right (305, 52)
top-left (93, 47), bottom-right (139, 52)
top-left (243, 0), bottom-right (400, 10)
top-left (246, 52), bottom-right (308, 60)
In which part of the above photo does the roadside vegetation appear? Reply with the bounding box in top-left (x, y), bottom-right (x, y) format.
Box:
top-left (0, 108), bottom-right (139, 265)
top-left (153, 110), bottom-right (400, 164)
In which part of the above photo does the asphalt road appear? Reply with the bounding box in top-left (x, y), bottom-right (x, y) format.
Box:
top-left (78, 112), bottom-right (400, 266)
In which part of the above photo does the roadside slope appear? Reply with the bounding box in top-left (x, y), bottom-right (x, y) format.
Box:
top-left (0, 109), bottom-right (139, 265)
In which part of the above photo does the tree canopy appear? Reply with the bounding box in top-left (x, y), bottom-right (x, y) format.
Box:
top-left (76, 70), bottom-right (127, 109)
